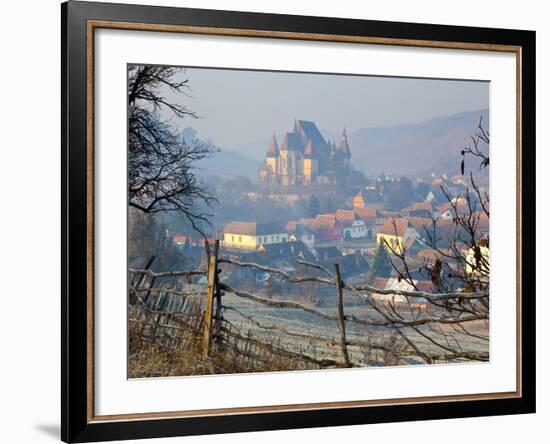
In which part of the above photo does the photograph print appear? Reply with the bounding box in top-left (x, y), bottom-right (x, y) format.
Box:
top-left (127, 65), bottom-right (490, 378)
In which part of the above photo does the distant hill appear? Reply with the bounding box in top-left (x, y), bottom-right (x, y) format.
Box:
top-left (197, 148), bottom-right (261, 181)
top-left (185, 109), bottom-right (489, 181)
top-left (179, 128), bottom-right (261, 181)
top-left (349, 109), bottom-right (489, 177)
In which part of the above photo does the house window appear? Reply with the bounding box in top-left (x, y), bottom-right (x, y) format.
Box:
top-left (231, 235), bottom-right (234, 242)
top-left (264, 236), bottom-right (268, 243)
top-left (239, 236), bottom-right (242, 243)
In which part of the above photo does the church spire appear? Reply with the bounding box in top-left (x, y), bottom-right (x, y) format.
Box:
top-left (338, 127), bottom-right (351, 158)
top-left (266, 133), bottom-right (279, 157)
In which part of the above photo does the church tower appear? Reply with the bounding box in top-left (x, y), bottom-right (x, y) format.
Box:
top-left (280, 132), bottom-right (301, 185)
top-left (337, 127), bottom-right (352, 172)
top-left (265, 134), bottom-right (279, 176)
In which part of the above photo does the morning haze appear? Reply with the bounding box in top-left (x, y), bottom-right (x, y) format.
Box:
top-left (128, 64), bottom-right (491, 377)
top-left (170, 67), bottom-right (489, 158)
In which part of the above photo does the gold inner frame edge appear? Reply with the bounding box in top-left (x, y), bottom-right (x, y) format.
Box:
top-left (85, 19), bottom-right (523, 423)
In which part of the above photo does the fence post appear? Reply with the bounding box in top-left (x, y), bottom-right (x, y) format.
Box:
top-left (129, 255), bottom-right (155, 305)
top-left (213, 240), bottom-right (224, 345)
top-left (334, 263), bottom-right (351, 368)
top-left (203, 240), bottom-right (219, 357)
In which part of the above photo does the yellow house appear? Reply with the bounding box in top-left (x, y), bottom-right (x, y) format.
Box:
top-left (223, 221), bottom-right (288, 250)
top-left (376, 218), bottom-right (418, 254)
top-left (352, 190), bottom-right (366, 209)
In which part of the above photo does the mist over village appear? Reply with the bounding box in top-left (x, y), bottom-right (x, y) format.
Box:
top-left (128, 66), bottom-right (490, 377)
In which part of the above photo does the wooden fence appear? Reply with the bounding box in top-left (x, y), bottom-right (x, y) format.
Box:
top-left (128, 240), bottom-right (489, 374)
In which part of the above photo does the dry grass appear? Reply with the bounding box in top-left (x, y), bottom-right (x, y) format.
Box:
top-left (128, 309), bottom-right (319, 378)
top-left (127, 290), bottom-right (489, 378)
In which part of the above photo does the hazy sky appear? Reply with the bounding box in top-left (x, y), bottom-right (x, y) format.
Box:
top-left (164, 67), bottom-right (489, 153)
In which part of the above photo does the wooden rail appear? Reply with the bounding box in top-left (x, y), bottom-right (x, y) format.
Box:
top-left (128, 245), bottom-right (490, 371)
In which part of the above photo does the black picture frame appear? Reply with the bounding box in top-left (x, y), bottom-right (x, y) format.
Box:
top-left (62, 1), bottom-right (536, 442)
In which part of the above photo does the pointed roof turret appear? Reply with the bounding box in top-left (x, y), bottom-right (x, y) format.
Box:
top-left (266, 133), bottom-right (279, 157)
top-left (338, 127), bottom-right (351, 158)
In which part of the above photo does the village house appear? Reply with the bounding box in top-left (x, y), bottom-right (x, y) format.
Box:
top-left (313, 246), bottom-right (369, 279)
top-left (299, 214), bottom-right (343, 242)
top-left (374, 277), bottom-right (434, 306)
top-left (431, 174), bottom-right (448, 186)
top-left (286, 222), bottom-right (316, 249)
top-left (475, 211), bottom-right (490, 236)
top-left (355, 207), bottom-right (384, 226)
top-left (417, 248), bottom-right (445, 265)
top-left (437, 197), bottom-right (473, 220)
top-left (436, 204), bottom-right (454, 220)
top-left (354, 207), bottom-right (383, 241)
top-left (223, 221), bottom-right (288, 250)
top-left (351, 186), bottom-right (385, 211)
top-left (400, 208), bottom-right (432, 218)
top-left (173, 235), bottom-right (189, 246)
top-left (407, 217), bottom-right (434, 240)
top-left (224, 240), bottom-right (316, 289)
top-left (172, 235), bottom-right (213, 247)
top-left (425, 190), bottom-right (436, 203)
top-left (376, 218), bottom-right (419, 253)
top-left (243, 240), bottom-right (316, 267)
top-left (465, 237), bottom-right (490, 276)
top-left (451, 174), bottom-right (467, 186)
top-left (328, 210), bottom-right (370, 240)
top-left (400, 201), bottom-right (434, 219)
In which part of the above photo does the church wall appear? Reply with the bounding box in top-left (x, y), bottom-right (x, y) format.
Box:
top-left (266, 156), bottom-right (278, 174)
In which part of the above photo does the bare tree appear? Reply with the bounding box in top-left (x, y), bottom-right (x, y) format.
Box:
top-left (128, 65), bottom-right (217, 234)
top-left (378, 118), bottom-right (490, 363)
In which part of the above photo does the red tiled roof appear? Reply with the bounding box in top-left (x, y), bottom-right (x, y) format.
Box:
top-left (415, 280), bottom-right (434, 292)
top-left (300, 215), bottom-right (341, 230)
top-left (475, 212), bottom-right (490, 229)
top-left (411, 202), bottom-right (433, 212)
top-left (372, 277), bottom-right (389, 290)
top-left (408, 217), bottom-right (433, 232)
top-left (173, 235), bottom-right (187, 243)
top-left (355, 208), bottom-right (380, 226)
top-left (378, 218), bottom-right (410, 237)
top-left (335, 210), bottom-right (357, 220)
top-left (224, 221), bottom-right (285, 236)
top-left (312, 215), bottom-right (339, 229)
top-left (286, 221), bottom-right (298, 232)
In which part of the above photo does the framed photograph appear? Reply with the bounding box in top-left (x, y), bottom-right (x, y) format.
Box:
top-left (62, 1), bottom-right (536, 442)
